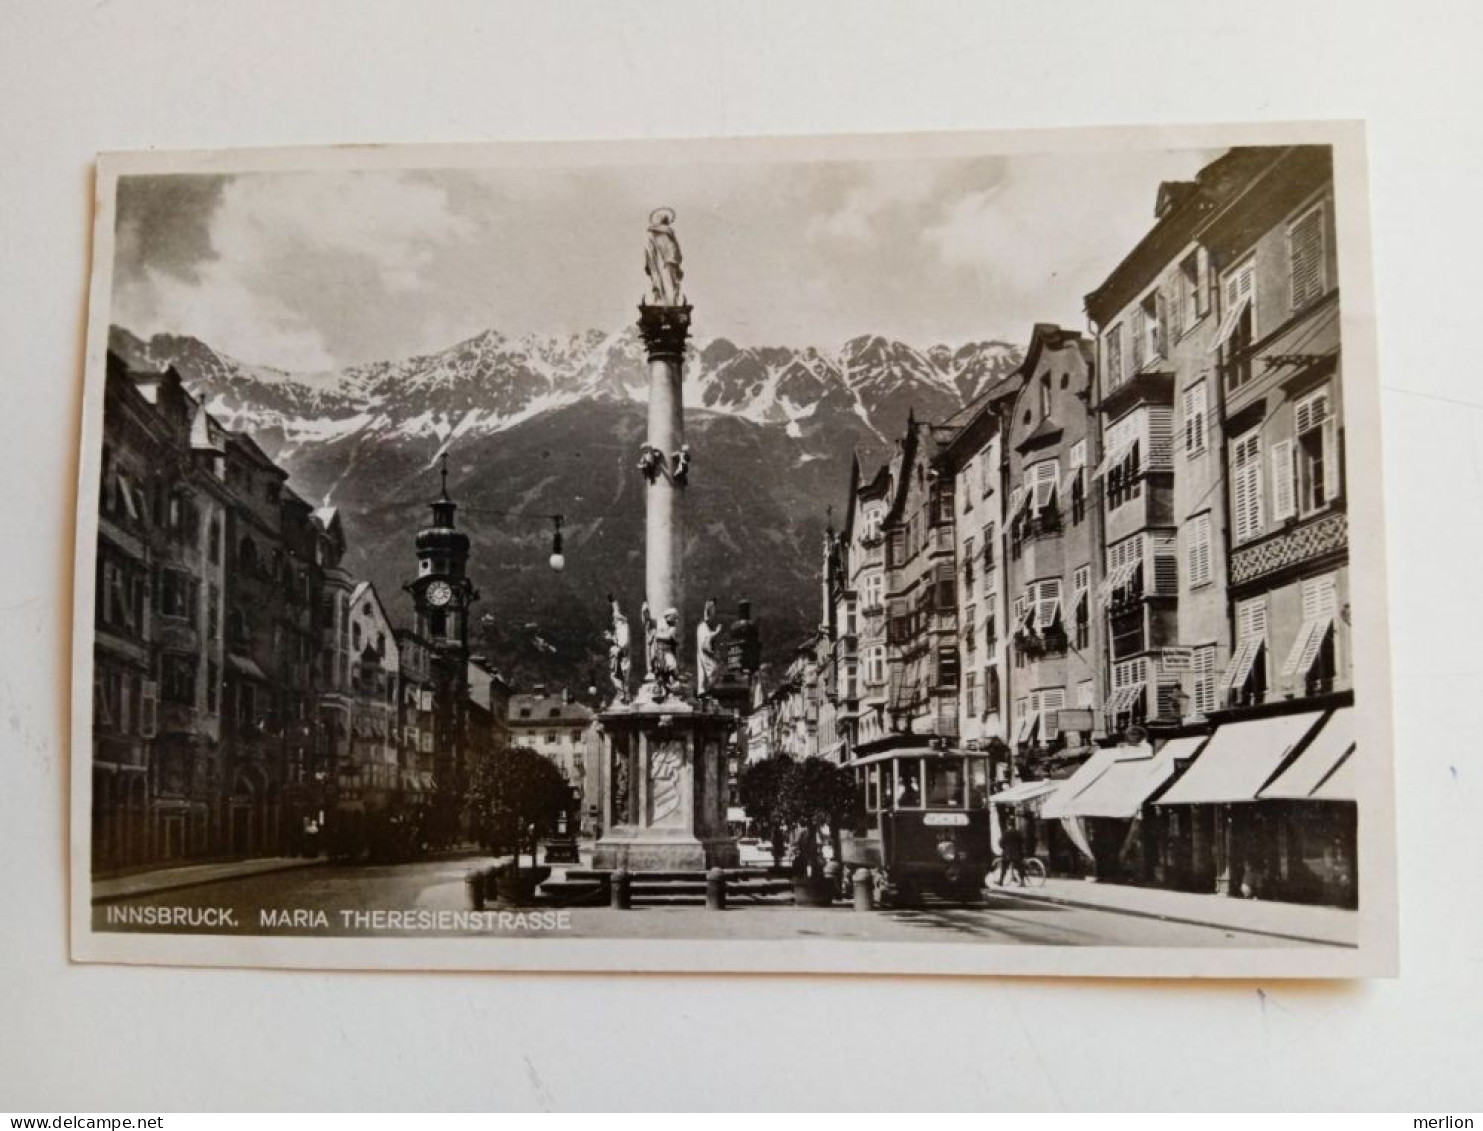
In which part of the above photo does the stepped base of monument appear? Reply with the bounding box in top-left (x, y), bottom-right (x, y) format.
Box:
top-left (591, 834), bottom-right (739, 872)
top-left (540, 867), bottom-right (792, 907)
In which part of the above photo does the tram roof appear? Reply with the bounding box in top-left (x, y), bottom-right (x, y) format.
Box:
top-left (848, 746), bottom-right (991, 769)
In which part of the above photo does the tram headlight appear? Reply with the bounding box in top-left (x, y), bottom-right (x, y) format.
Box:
top-left (936, 839), bottom-right (959, 862)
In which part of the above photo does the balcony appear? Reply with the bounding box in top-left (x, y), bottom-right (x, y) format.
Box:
top-left (1229, 510), bottom-right (1348, 590)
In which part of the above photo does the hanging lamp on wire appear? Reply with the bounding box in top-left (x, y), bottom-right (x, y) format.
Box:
top-left (549, 514), bottom-right (565, 572)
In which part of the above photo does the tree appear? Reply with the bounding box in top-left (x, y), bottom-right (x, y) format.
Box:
top-left (737, 754), bottom-right (793, 867)
top-left (739, 755), bottom-right (861, 878)
top-left (468, 744), bottom-right (572, 874)
top-left (776, 756), bottom-right (860, 879)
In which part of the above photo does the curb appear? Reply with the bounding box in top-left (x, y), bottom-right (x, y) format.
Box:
top-left (91, 858), bottom-right (329, 905)
top-left (998, 885), bottom-right (1358, 949)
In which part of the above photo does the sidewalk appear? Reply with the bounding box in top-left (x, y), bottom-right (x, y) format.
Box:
top-left (999, 876), bottom-right (1358, 947)
top-left (92, 857), bottom-right (326, 903)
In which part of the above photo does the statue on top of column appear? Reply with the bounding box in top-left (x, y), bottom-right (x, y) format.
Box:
top-left (644, 207), bottom-right (685, 307)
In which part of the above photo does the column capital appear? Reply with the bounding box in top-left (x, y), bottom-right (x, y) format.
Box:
top-left (638, 304), bottom-right (693, 360)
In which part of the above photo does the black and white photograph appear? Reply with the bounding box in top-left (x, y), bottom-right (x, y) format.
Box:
top-left (71, 124), bottom-right (1395, 977)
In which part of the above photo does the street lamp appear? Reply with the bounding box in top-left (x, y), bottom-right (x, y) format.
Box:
top-left (548, 514), bottom-right (565, 572)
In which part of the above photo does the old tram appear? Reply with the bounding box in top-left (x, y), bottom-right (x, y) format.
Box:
top-left (841, 744), bottom-right (995, 904)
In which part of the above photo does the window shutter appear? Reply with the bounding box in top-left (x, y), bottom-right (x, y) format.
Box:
top-left (1233, 432), bottom-right (1264, 543)
top-left (1040, 687), bottom-right (1066, 737)
top-left (1036, 579), bottom-right (1062, 631)
top-left (1131, 307), bottom-right (1146, 371)
top-left (1155, 291), bottom-right (1169, 358)
top-left (1183, 382), bottom-right (1207, 455)
top-left (1271, 439), bottom-right (1297, 521)
top-left (1152, 533), bottom-right (1178, 595)
top-left (1322, 415), bottom-right (1341, 504)
top-left (1289, 205), bottom-right (1325, 310)
top-left (1186, 513), bottom-right (1212, 588)
top-left (1147, 406), bottom-right (1174, 469)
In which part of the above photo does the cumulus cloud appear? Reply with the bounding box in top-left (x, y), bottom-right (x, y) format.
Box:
top-left (109, 146), bottom-right (1227, 368)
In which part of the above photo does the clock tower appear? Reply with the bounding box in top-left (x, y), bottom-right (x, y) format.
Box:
top-left (407, 455), bottom-right (478, 839)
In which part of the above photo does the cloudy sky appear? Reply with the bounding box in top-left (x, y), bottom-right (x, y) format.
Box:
top-left (112, 144), bottom-right (1222, 372)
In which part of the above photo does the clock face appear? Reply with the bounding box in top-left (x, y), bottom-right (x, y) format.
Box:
top-left (426, 580), bottom-right (453, 608)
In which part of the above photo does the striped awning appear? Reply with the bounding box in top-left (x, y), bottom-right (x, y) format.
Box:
top-left (1157, 711), bottom-right (1323, 806)
top-left (1259, 708), bottom-right (1356, 801)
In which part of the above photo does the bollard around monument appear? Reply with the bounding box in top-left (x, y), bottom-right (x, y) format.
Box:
top-left (852, 869), bottom-right (875, 912)
top-left (466, 869), bottom-right (486, 911)
top-left (611, 867), bottom-right (632, 910)
top-left (824, 860), bottom-right (843, 899)
top-left (705, 867), bottom-right (727, 911)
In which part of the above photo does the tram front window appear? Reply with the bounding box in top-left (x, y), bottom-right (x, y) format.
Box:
top-left (925, 758), bottom-right (966, 807)
top-left (969, 758), bottom-right (990, 809)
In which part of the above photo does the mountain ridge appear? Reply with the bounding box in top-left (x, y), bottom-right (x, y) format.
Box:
top-left (107, 323), bottom-right (1022, 687)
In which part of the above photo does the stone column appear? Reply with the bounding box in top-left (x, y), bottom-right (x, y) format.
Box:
top-left (638, 304), bottom-right (692, 663)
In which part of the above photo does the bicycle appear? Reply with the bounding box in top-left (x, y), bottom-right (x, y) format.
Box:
top-left (986, 855), bottom-right (1047, 889)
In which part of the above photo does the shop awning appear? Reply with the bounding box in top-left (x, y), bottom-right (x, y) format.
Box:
top-left (1156, 711), bottom-right (1323, 806)
top-left (1311, 746), bottom-right (1357, 802)
top-left (1042, 745), bottom-right (1147, 818)
top-left (991, 779), bottom-right (1061, 812)
top-left (1258, 707), bottom-right (1356, 801)
top-left (1070, 735), bottom-right (1207, 817)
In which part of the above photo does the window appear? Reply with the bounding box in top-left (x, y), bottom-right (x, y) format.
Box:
top-left (1073, 565), bottom-right (1091, 649)
top-left (1282, 574), bottom-right (1338, 692)
top-left (1105, 323), bottom-right (1125, 391)
top-left (1099, 411), bottom-right (1144, 510)
top-left (1137, 290), bottom-right (1165, 366)
top-left (937, 646), bottom-right (959, 689)
top-left (1183, 380), bottom-right (1208, 457)
top-left (1077, 680), bottom-right (1095, 709)
top-left (161, 653), bottom-right (195, 705)
top-left (571, 729), bottom-right (583, 743)
top-left (1221, 598), bottom-right (1269, 706)
top-left (1288, 202), bottom-right (1327, 312)
top-left (867, 645), bottom-right (886, 685)
top-left (1032, 578), bottom-right (1062, 633)
top-left (1066, 440), bottom-right (1087, 524)
top-left (963, 604), bottom-right (976, 654)
top-left (157, 569), bottom-right (196, 622)
top-left (1104, 534), bottom-right (1146, 607)
top-left (1214, 258), bottom-right (1257, 389)
top-left (1296, 386), bottom-right (1341, 513)
top-left (1038, 374), bottom-right (1052, 418)
top-left (1186, 513), bottom-right (1213, 589)
top-left (984, 666), bottom-right (1001, 716)
top-left (1231, 426), bottom-right (1265, 544)
top-left (965, 670), bottom-right (979, 716)
top-left (981, 522), bottom-right (995, 570)
top-left (1025, 459), bottom-right (1059, 519)
top-left (1175, 250), bottom-right (1202, 337)
top-left (1107, 658), bottom-right (1148, 726)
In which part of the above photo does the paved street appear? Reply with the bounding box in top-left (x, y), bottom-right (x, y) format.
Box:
top-left (93, 856), bottom-right (1334, 947)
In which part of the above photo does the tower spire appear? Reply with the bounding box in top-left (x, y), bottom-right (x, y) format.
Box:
top-left (439, 451), bottom-right (450, 501)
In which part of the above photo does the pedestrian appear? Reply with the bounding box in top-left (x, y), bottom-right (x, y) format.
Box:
top-left (998, 814), bottom-right (1027, 887)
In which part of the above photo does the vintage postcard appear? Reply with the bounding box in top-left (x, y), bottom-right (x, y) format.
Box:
top-left (71, 122), bottom-right (1396, 976)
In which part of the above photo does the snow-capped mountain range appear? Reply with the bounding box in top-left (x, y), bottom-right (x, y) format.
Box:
top-left (110, 325), bottom-right (1020, 482)
top-left (108, 324), bottom-right (1021, 686)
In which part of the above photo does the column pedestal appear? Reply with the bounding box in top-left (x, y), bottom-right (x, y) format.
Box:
top-left (592, 693), bottom-right (739, 871)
